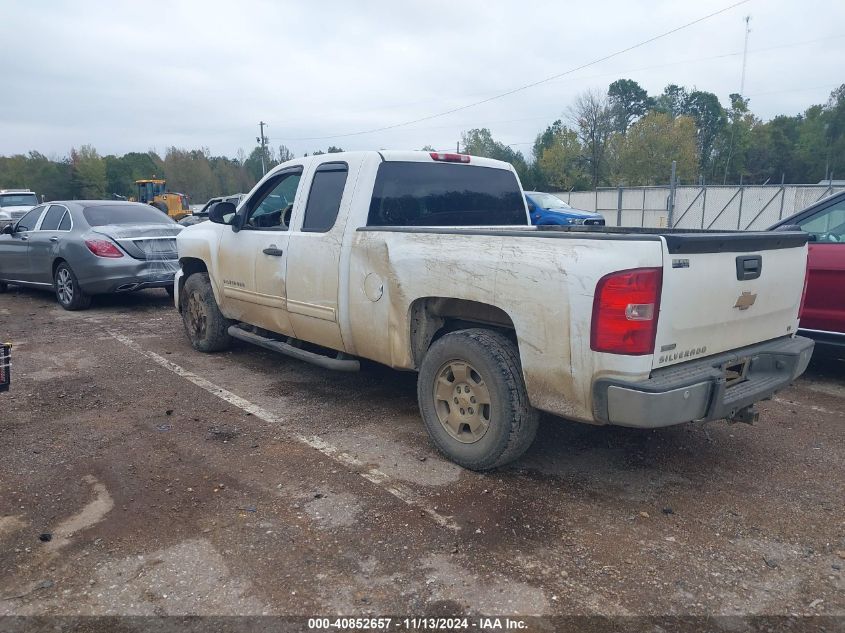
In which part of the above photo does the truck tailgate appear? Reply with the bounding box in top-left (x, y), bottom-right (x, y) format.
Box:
top-left (653, 232), bottom-right (808, 369)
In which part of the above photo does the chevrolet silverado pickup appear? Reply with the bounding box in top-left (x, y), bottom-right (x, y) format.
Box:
top-left (174, 151), bottom-right (814, 470)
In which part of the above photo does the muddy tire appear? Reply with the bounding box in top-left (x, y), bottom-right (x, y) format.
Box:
top-left (181, 272), bottom-right (232, 353)
top-left (54, 262), bottom-right (92, 311)
top-left (152, 201), bottom-right (169, 214)
top-left (417, 328), bottom-right (538, 471)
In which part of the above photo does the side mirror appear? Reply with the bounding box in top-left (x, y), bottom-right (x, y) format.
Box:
top-left (1, 224), bottom-right (13, 235)
top-left (208, 201), bottom-right (237, 225)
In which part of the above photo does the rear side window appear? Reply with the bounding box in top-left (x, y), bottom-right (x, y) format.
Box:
top-left (39, 205), bottom-right (66, 231)
top-left (58, 212), bottom-right (71, 231)
top-left (302, 163), bottom-right (348, 232)
top-left (83, 204), bottom-right (175, 226)
top-left (367, 162), bottom-right (527, 227)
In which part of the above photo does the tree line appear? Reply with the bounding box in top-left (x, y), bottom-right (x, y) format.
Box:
top-left (464, 81), bottom-right (845, 191)
top-left (1, 80), bottom-right (843, 202)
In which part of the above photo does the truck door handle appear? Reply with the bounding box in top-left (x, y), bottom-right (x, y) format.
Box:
top-left (262, 247), bottom-right (284, 257)
top-left (736, 255), bottom-right (762, 280)
top-left (20, 235), bottom-right (28, 241)
top-left (50, 236), bottom-right (59, 242)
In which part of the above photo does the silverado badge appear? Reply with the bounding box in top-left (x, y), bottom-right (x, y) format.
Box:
top-left (734, 291), bottom-right (757, 311)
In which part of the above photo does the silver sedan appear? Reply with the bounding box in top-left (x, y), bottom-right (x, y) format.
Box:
top-left (0, 200), bottom-right (182, 310)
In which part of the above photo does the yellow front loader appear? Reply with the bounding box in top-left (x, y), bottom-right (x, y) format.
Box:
top-left (134, 179), bottom-right (190, 220)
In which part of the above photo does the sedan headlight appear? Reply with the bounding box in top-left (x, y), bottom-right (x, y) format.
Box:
top-left (569, 217), bottom-right (587, 225)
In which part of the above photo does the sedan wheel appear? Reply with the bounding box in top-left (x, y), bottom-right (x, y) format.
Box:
top-left (54, 263), bottom-right (92, 311)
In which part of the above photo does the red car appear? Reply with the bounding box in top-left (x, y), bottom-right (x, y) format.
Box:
top-left (771, 191), bottom-right (845, 350)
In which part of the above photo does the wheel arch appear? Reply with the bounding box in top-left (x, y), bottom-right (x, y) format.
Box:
top-left (52, 257), bottom-right (68, 278)
top-left (408, 297), bottom-right (518, 369)
top-left (178, 257), bottom-right (211, 309)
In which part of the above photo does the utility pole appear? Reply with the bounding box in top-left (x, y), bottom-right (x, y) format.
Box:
top-left (723, 16), bottom-right (751, 185)
top-left (256, 121), bottom-right (269, 176)
top-left (739, 15), bottom-right (751, 96)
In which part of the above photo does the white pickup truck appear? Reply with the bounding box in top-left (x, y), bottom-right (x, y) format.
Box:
top-left (174, 151), bottom-right (813, 470)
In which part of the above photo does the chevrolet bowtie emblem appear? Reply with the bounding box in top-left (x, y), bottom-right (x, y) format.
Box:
top-left (734, 291), bottom-right (757, 310)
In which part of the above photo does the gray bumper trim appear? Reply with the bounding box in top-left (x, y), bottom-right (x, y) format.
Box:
top-left (594, 335), bottom-right (814, 429)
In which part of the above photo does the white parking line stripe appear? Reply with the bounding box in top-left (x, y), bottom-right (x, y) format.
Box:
top-left (108, 331), bottom-right (460, 531)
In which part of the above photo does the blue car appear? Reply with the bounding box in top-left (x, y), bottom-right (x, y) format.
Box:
top-left (524, 191), bottom-right (605, 226)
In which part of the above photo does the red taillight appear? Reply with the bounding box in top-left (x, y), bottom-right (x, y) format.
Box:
top-left (429, 152), bottom-right (470, 163)
top-left (591, 267), bottom-right (663, 355)
top-left (84, 238), bottom-right (123, 258)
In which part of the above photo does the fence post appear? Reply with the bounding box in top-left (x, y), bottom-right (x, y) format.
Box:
top-left (616, 187), bottom-right (623, 227)
top-left (641, 188), bottom-right (646, 227)
top-left (736, 186), bottom-right (745, 230)
top-left (701, 186), bottom-right (707, 228)
top-left (778, 174), bottom-right (786, 220)
top-left (667, 161), bottom-right (677, 227)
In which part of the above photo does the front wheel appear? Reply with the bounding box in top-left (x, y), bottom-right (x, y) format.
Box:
top-left (417, 328), bottom-right (538, 470)
top-left (181, 272), bottom-right (232, 352)
top-left (54, 263), bottom-right (92, 311)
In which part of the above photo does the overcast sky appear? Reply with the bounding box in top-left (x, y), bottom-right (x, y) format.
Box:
top-left (2, 0), bottom-right (843, 160)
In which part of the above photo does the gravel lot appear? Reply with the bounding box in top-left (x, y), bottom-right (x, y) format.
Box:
top-left (1, 287), bottom-right (843, 618)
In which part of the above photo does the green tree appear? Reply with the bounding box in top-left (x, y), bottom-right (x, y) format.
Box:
top-left (654, 84), bottom-right (689, 117)
top-left (70, 145), bottom-right (107, 199)
top-left (608, 79), bottom-right (653, 133)
top-left (683, 90), bottom-right (726, 178)
top-left (616, 113), bottom-right (699, 185)
top-left (535, 125), bottom-right (589, 190)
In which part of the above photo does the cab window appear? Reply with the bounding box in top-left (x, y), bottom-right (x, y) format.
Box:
top-left (243, 169), bottom-right (303, 230)
top-left (302, 163), bottom-right (348, 232)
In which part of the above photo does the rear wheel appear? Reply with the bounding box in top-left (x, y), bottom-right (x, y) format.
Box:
top-left (54, 263), bottom-right (92, 311)
top-left (417, 328), bottom-right (538, 471)
top-left (181, 273), bottom-right (232, 352)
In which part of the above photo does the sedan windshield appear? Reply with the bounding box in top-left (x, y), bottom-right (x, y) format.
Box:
top-left (83, 205), bottom-right (176, 226)
top-left (529, 193), bottom-right (571, 209)
top-left (0, 193), bottom-right (38, 207)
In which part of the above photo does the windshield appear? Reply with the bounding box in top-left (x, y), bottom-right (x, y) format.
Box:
top-left (82, 204), bottom-right (176, 226)
top-left (528, 192), bottom-right (571, 210)
top-left (0, 193), bottom-right (38, 207)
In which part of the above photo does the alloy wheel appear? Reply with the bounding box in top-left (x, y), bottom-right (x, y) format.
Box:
top-left (432, 359), bottom-right (492, 444)
top-left (56, 268), bottom-right (73, 305)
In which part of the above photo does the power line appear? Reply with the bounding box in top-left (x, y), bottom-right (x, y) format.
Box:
top-left (273, 33), bottom-right (845, 131)
top-left (282, 0), bottom-right (750, 142)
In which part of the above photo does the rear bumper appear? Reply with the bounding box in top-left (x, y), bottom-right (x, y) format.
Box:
top-left (77, 259), bottom-right (178, 295)
top-left (592, 336), bottom-right (815, 428)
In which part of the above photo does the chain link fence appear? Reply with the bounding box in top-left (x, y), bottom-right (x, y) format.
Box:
top-left (556, 184), bottom-right (845, 230)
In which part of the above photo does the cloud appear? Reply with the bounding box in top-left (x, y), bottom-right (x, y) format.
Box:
top-left (1, 0), bottom-right (843, 158)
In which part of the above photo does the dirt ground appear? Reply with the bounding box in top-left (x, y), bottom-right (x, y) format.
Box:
top-left (1, 286), bottom-right (843, 619)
